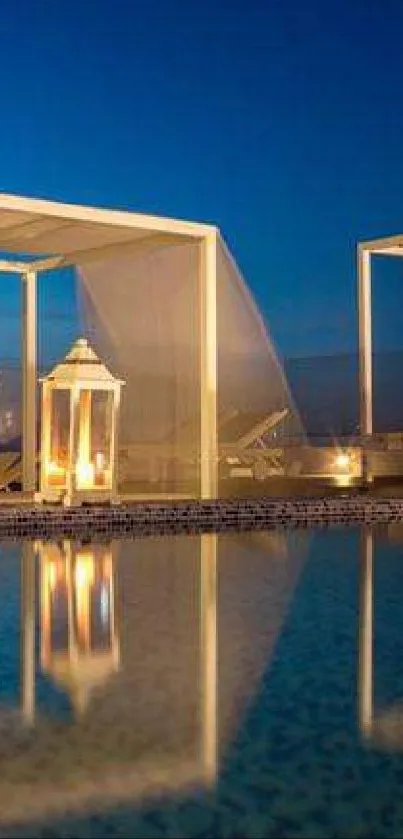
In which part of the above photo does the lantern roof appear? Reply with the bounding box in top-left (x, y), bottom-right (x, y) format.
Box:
top-left (41, 337), bottom-right (124, 387)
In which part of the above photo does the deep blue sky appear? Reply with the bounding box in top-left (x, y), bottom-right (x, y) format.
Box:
top-left (1, 0), bottom-right (403, 362)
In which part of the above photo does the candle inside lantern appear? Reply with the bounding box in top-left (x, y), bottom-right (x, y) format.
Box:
top-left (94, 451), bottom-right (106, 486)
top-left (76, 460), bottom-right (95, 488)
top-left (47, 461), bottom-right (65, 486)
top-left (75, 390), bottom-right (96, 489)
top-left (95, 452), bottom-right (104, 471)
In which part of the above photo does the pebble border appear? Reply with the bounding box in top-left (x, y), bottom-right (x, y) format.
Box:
top-left (0, 496), bottom-right (400, 540)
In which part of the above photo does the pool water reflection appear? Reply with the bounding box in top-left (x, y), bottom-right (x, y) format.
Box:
top-left (1, 527), bottom-right (403, 837)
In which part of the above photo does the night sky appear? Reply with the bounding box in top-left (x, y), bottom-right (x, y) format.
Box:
top-left (1, 0), bottom-right (403, 363)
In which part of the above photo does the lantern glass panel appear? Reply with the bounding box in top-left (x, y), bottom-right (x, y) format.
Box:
top-left (48, 390), bottom-right (70, 488)
top-left (75, 390), bottom-right (113, 490)
top-left (91, 391), bottom-right (113, 487)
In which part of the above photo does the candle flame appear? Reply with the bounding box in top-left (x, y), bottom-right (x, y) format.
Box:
top-left (76, 460), bottom-right (95, 488)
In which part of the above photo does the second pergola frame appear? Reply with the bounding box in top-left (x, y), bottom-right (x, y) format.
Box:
top-left (358, 232), bottom-right (403, 473)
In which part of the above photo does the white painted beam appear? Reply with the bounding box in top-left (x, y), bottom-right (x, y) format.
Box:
top-left (360, 234), bottom-right (403, 251)
top-left (0, 260), bottom-right (31, 273)
top-left (0, 191), bottom-right (216, 239)
top-left (368, 247), bottom-right (403, 257)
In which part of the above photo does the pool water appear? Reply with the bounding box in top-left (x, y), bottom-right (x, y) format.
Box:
top-left (0, 526), bottom-right (403, 837)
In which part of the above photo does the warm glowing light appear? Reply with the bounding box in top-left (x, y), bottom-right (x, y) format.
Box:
top-left (74, 552), bottom-right (95, 589)
top-left (334, 474), bottom-right (352, 488)
top-left (46, 460), bottom-right (65, 487)
top-left (47, 461), bottom-right (65, 476)
top-left (39, 540), bottom-right (119, 714)
top-left (100, 582), bottom-right (110, 625)
top-left (74, 553), bottom-right (95, 651)
top-left (94, 451), bottom-right (107, 486)
top-left (336, 452), bottom-right (350, 471)
top-left (48, 561), bottom-right (58, 592)
top-left (76, 460), bottom-right (95, 488)
top-left (95, 452), bottom-right (105, 470)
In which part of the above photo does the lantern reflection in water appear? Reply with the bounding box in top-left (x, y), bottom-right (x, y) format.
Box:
top-left (38, 540), bottom-right (120, 715)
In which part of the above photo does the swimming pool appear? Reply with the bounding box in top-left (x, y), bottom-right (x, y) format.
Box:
top-left (0, 526), bottom-right (402, 837)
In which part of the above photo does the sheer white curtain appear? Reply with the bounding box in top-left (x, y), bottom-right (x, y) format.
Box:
top-left (76, 236), bottom-right (303, 496)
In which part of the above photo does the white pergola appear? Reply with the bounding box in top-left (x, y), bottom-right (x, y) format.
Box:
top-left (358, 233), bottom-right (403, 439)
top-left (0, 192), bottom-right (219, 498)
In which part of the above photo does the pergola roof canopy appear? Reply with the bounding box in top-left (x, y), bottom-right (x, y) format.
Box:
top-left (0, 192), bottom-right (215, 272)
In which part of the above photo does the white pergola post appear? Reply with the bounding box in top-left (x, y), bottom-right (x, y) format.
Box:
top-left (110, 387), bottom-right (121, 501)
top-left (358, 246), bottom-right (372, 481)
top-left (21, 269), bottom-right (37, 494)
top-left (200, 231), bottom-right (218, 499)
top-left (358, 528), bottom-right (374, 738)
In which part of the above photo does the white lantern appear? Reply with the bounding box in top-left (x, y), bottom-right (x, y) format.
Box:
top-left (38, 338), bottom-right (124, 505)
